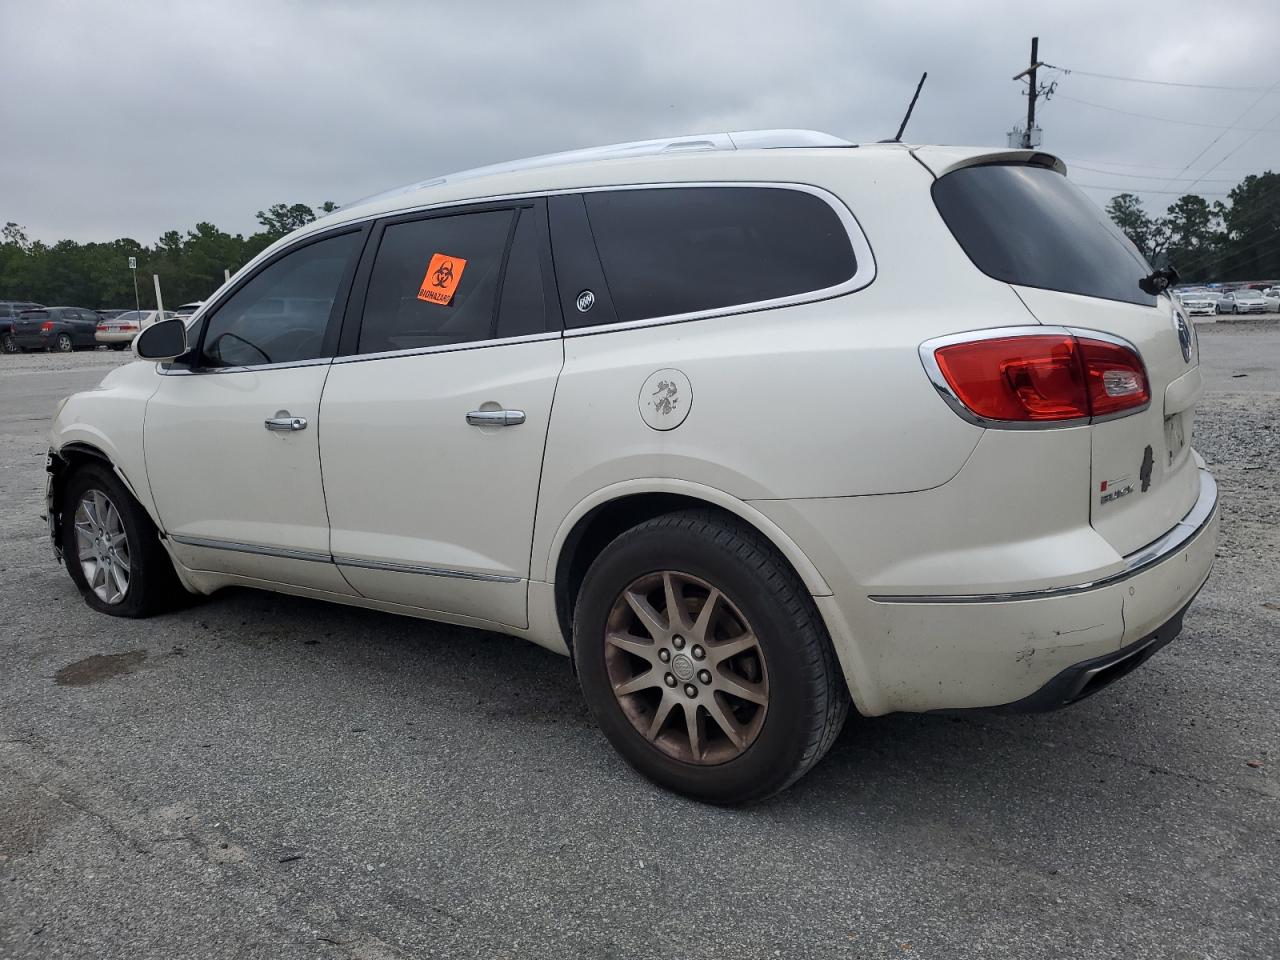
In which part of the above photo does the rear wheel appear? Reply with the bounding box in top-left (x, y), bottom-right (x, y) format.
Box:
top-left (1, 332), bottom-right (19, 354)
top-left (111, 343), bottom-right (127, 351)
top-left (55, 333), bottom-right (74, 352)
top-left (61, 463), bottom-right (184, 617)
top-left (574, 510), bottom-right (849, 804)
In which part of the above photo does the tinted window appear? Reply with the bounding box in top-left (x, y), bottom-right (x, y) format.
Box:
top-left (932, 163), bottom-right (1155, 308)
top-left (357, 206), bottom-right (548, 354)
top-left (580, 187), bottom-right (856, 325)
top-left (199, 232), bottom-right (359, 368)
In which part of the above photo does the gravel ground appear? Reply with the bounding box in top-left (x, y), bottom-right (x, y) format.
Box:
top-left (0, 325), bottom-right (1276, 960)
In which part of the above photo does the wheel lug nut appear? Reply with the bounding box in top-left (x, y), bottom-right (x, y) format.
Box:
top-left (684, 684), bottom-right (697, 698)
top-left (658, 648), bottom-right (671, 663)
top-left (698, 669), bottom-right (711, 684)
top-left (691, 645), bottom-right (705, 660)
top-left (672, 635), bottom-right (685, 649)
top-left (664, 673), bottom-right (677, 687)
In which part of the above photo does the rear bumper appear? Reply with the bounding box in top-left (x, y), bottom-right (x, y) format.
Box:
top-left (14, 332), bottom-right (54, 348)
top-left (861, 469), bottom-right (1217, 712)
top-left (95, 331), bottom-right (135, 344)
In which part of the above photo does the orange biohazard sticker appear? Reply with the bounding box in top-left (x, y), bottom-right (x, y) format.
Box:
top-left (417, 253), bottom-right (467, 305)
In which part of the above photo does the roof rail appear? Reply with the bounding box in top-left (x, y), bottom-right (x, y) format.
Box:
top-left (348, 129), bottom-right (853, 209)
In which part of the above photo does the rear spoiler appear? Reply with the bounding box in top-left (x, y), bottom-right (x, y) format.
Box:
top-left (910, 146), bottom-right (1067, 179)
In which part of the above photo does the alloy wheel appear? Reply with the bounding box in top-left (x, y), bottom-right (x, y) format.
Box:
top-left (1, 333), bottom-right (17, 354)
top-left (603, 570), bottom-right (769, 765)
top-left (56, 334), bottom-right (74, 352)
top-left (73, 489), bottom-right (130, 604)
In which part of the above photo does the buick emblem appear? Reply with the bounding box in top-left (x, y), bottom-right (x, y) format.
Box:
top-left (1175, 311), bottom-right (1192, 363)
top-left (576, 290), bottom-right (595, 313)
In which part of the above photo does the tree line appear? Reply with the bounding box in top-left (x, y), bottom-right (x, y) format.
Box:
top-left (1104, 170), bottom-right (1280, 283)
top-left (0, 202), bottom-right (336, 309)
top-left (4, 169), bottom-right (1279, 309)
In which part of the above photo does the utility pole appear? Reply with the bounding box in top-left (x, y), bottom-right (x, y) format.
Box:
top-left (1010, 36), bottom-right (1051, 148)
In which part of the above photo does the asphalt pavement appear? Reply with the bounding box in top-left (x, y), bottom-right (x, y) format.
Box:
top-left (1, 325), bottom-right (1277, 959)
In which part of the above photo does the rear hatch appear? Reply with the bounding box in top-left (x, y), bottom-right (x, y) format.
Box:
top-left (920, 149), bottom-right (1202, 557)
top-left (14, 310), bottom-right (49, 334)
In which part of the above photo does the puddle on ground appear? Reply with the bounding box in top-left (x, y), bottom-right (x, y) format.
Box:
top-left (53, 650), bottom-right (147, 686)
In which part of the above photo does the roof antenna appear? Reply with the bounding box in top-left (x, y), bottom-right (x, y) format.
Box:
top-left (893, 72), bottom-right (928, 142)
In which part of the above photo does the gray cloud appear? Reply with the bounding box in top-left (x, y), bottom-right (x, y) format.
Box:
top-left (3, 0), bottom-right (1278, 243)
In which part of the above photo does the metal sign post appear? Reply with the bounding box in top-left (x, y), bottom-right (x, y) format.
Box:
top-left (129, 256), bottom-right (139, 312)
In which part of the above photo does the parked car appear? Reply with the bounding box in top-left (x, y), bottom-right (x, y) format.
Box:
top-left (1216, 290), bottom-right (1269, 314)
top-left (1, 300), bottom-right (45, 353)
top-left (96, 309), bottom-right (131, 321)
top-left (1177, 290), bottom-right (1218, 317)
top-left (1262, 287), bottom-right (1280, 312)
top-left (95, 310), bottom-right (175, 349)
top-left (172, 301), bottom-right (204, 320)
top-left (44, 132), bottom-right (1218, 803)
top-left (11, 306), bottom-right (102, 352)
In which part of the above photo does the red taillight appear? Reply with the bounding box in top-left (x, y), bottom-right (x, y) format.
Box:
top-left (932, 333), bottom-right (1148, 424)
top-left (40, 321), bottom-right (54, 332)
top-left (96, 324), bottom-right (107, 331)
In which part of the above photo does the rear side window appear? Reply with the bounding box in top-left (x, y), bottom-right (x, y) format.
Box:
top-left (356, 205), bottom-right (549, 354)
top-left (580, 187), bottom-right (857, 325)
top-left (932, 163), bottom-right (1155, 308)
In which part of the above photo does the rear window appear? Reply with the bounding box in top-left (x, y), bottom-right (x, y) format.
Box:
top-left (581, 186), bottom-right (857, 325)
top-left (932, 163), bottom-right (1156, 308)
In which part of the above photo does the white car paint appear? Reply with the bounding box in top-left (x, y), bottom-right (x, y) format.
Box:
top-left (49, 132), bottom-right (1217, 717)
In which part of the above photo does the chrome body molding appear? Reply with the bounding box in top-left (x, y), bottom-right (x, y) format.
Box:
top-left (867, 469), bottom-right (1217, 604)
top-left (917, 325), bottom-right (1151, 430)
top-left (333, 556), bottom-right (520, 583)
top-left (167, 534), bottom-right (519, 583)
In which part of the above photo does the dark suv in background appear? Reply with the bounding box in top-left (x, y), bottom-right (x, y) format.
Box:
top-left (11, 307), bottom-right (102, 352)
top-left (1, 301), bottom-right (45, 353)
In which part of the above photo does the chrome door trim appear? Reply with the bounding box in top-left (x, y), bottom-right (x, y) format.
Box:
top-left (333, 555), bottom-right (521, 583)
top-left (331, 331), bottom-right (560, 365)
top-left (168, 534), bottom-right (332, 564)
top-left (158, 356), bottom-right (333, 376)
top-left (465, 409), bottom-right (526, 427)
top-left (868, 470), bottom-right (1217, 604)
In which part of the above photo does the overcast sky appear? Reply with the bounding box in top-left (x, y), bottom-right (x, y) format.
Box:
top-left (3, 0), bottom-right (1278, 244)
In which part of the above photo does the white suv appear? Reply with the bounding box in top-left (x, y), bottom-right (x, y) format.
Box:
top-left (45, 131), bottom-right (1218, 803)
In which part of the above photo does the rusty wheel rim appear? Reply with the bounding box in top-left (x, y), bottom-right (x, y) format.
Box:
top-left (603, 570), bottom-right (769, 765)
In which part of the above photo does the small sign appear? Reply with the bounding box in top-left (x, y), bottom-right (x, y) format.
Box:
top-left (417, 253), bottom-right (466, 305)
top-left (128, 256), bottom-right (137, 270)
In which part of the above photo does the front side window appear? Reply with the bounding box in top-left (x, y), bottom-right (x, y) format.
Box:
top-left (356, 205), bottom-right (548, 355)
top-left (932, 163), bottom-right (1156, 308)
top-left (198, 231), bottom-right (360, 368)
top-left (579, 186), bottom-right (857, 326)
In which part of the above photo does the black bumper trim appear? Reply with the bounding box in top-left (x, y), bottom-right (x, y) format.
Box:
top-left (998, 598), bottom-right (1194, 713)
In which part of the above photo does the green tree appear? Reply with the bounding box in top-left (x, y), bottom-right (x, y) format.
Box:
top-left (1163, 194), bottom-right (1221, 282)
top-left (1105, 193), bottom-right (1169, 264)
top-left (1214, 172), bottom-right (1280, 281)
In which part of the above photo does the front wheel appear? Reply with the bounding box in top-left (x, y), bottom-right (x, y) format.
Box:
top-left (61, 463), bottom-right (184, 617)
top-left (573, 510), bottom-right (849, 804)
top-left (55, 333), bottom-right (74, 352)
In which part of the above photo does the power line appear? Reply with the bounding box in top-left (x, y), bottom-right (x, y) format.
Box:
top-left (1054, 93), bottom-right (1277, 131)
top-left (1181, 106), bottom-right (1280, 194)
top-left (1157, 78), bottom-right (1280, 193)
top-left (1061, 156), bottom-right (1264, 175)
top-left (1067, 163), bottom-right (1242, 184)
top-left (1043, 65), bottom-right (1274, 93)
top-left (1074, 182), bottom-right (1232, 197)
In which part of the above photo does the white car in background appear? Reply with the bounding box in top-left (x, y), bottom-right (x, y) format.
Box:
top-left (1176, 289), bottom-right (1218, 317)
top-left (1217, 289), bottom-right (1269, 315)
top-left (43, 132), bottom-right (1218, 803)
top-left (94, 310), bottom-right (175, 349)
top-left (1262, 287), bottom-right (1280, 312)
top-left (171, 301), bottom-right (204, 321)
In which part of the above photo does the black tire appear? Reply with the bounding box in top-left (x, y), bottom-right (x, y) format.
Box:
top-left (1, 333), bottom-right (19, 354)
top-left (111, 343), bottom-right (127, 351)
top-left (60, 462), bottom-right (184, 617)
top-left (573, 510), bottom-right (849, 804)
top-left (55, 333), bottom-right (74, 352)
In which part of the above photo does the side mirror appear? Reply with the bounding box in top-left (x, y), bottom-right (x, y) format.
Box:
top-left (134, 318), bottom-right (189, 361)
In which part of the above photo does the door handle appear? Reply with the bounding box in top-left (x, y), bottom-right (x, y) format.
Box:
top-left (466, 409), bottom-right (526, 427)
top-left (264, 416), bottom-right (308, 432)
